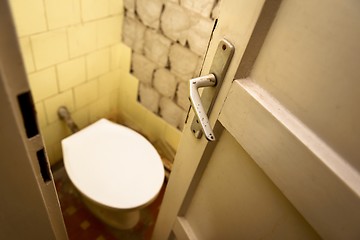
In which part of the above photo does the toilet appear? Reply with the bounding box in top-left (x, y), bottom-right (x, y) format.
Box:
top-left (61, 118), bottom-right (165, 229)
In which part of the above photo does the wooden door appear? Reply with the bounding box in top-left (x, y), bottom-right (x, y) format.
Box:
top-left (0, 1), bottom-right (68, 239)
top-left (152, 0), bottom-right (360, 239)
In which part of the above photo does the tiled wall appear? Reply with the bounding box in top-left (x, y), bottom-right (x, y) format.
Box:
top-left (10, 0), bottom-right (182, 165)
top-left (122, 0), bottom-right (221, 130)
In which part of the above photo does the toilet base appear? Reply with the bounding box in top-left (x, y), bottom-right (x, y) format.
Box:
top-left (82, 194), bottom-right (140, 230)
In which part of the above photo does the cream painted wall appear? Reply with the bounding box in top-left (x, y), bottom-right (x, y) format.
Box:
top-left (9, 0), bottom-right (181, 165)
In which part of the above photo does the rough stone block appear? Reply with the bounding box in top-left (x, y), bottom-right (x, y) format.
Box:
top-left (180, 0), bottom-right (217, 18)
top-left (176, 81), bottom-right (190, 110)
top-left (132, 53), bottom-right (156, 84)
top-left (138, 84), bottom-right (160, 113)
top-left (153, 68), bottom-right (177, 98)
top-left (161, 2), bottom-right (191, 45)
top-left (123, 0), bottom-right (135, 13)
top-left (144, 29), bottom-right (172, 67)
top-left (125, 6), bottom-right (136, 18)
top-left (188, 16), bottom-right (214, 56)
top-left (122, 16), bottom-right (146, 53)
top-left (136, 0), bottom-right (163, 29)
top-left (169, 44), bottom-right (199, 80)
top-left (159, 97), bottom-right (186, 129)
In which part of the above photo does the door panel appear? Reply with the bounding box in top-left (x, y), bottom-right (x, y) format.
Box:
top-left (225, 0), bottom-right (360, 237)
top-left (220, 80), bottom-right (360, 239)
top-left (183, 129), bottom-right (319, 240)
top-left (245, 0), bottom-right (360, 167)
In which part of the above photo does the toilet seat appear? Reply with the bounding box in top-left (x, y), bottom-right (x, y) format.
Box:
top-left (61, 119), bottom-right (165, 210)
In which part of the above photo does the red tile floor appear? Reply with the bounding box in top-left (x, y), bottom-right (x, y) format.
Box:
top-left (53, 166), bottom-right (166, 240)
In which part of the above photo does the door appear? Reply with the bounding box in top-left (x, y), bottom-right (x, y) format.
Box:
top-left (153, 0), bottom-right (360, 239)
top-left (0, 1), bottom-right (67, 239)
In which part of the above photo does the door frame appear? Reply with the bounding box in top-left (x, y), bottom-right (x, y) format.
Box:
top-left (0, 1), bottom-right (67, 239)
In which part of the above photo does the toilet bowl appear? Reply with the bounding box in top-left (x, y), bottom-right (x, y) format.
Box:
top-left (61, 118), bottom-right (165, 229)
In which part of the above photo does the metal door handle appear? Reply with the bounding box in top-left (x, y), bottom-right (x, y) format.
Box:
top-left (189, 74), bottom-right (217, 141)
top-left (188, 39), bottom-right (235, 142)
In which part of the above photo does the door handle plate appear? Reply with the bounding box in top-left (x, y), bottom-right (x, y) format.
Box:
top-left (190, 39), bottom-right (234, 140)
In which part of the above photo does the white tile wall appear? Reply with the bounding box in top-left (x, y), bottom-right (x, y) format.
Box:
top-left (11, 0), bottom-right (184, 164)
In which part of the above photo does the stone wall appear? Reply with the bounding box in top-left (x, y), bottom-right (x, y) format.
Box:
top-left (122, 0), bottom-right (220, 130)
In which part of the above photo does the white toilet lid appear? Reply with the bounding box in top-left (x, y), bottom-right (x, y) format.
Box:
top-left (62, 119), bottom-right (165, 209)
